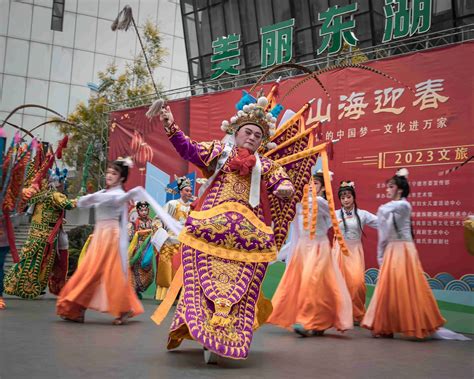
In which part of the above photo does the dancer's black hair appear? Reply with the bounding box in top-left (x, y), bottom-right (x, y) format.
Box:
top-left (313, 173), bottom-right (327, 199)
top-left (338, 183), bottom-right (363, 235)
top-left (386, 170), bottom-right (413, 238)
top-left (108, 160), bottom-right (129, 184)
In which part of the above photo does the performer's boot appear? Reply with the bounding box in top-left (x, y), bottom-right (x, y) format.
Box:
top-left (203, 348), bottom-right (218, 364)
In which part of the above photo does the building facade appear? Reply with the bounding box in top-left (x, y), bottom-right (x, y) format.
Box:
top-left (0, 0), bottom-right (188, 143)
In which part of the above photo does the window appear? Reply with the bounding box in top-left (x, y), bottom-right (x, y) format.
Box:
top-left (51, 0), bottom-right (65, 32)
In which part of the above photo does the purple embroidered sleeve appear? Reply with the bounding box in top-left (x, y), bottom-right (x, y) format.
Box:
top-left (167, 124), bottom-right (223, 168)
top-left (264, 161), bottom-right (292, 191)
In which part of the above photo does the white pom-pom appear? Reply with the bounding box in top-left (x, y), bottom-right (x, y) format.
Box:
top-left (266, 142), bottom-right (277, 150)
top-left (248, 103), bottom-right (256, 110)
top-left (271, 117), bottom-right (277, 123)
top-left (221, 124), bottom-right (228, 132)
top-left (266, 113), bottom-right (273, 120)
top-left (237, 110), bottom-right (244, 117)
top-left (257, 96), bottom-right (268, 108)
top-left (230, 116), bottom-right (238, 123)
top-left (222, 120), bottom-right (229, 127)
top-left (269, 129), bottom-right (276, 137)
top-left (396, 168), bottom-right (409, 177)
top-left (243, 105), bottom-right (250, 112)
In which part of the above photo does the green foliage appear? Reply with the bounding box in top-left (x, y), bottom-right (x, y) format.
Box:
top-left (56, 21), bottom-right (167, 194)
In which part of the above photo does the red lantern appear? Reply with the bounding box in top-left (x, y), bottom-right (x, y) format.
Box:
top-left (131, 130), bottom-right (143, 153)
top-left (133, 142), bottom-right (153, 166)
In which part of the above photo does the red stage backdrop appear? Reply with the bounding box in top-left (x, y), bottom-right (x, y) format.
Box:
top-left (109, 42), bottom-right (474, 278)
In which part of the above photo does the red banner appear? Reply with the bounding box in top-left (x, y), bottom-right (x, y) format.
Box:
top-left (109, 42), bottom-right (474, 278)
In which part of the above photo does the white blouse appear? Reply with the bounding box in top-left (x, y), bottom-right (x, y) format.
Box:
top-left (376, 198), bottom-right (413, 265)
top-left (278, 195), bottom-right (331, 262)
top-left (336, 208), bottom-right (378, 241)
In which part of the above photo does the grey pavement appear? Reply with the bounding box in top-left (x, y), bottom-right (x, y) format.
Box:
top-left (0, 299), bottom-right (473, 379)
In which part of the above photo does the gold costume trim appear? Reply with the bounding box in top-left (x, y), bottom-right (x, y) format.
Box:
top-left (275, 141), bottom-right (327, 166)
top-left (186, 202), bottom-right (274, 234)
top-left (178, 202), bottom-right (277, 263)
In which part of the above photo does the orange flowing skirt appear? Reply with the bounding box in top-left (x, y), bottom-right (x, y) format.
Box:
top-left (333, 240), bottom-right (366, 322)
top-left (268, 236), bottom-right (353, 332)
top-left (361, 241), bottom-right (445, 338)
top-left (57, 220), bottom-right (144, 319)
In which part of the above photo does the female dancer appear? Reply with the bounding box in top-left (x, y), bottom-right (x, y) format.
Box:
top-left (268, 171), bottom-right (352, 336)
top-left (57, 159), bottom-right (144, 325)
top-left (361, 168), bottom-right (445, 338)
top-left (334, 181), bottom-right (377, 323)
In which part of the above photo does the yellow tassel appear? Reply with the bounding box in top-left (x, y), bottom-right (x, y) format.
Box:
top-left (151, 265), bottom-right (183, 325)
top-left (321, 150), bottom-right (350, 256)
top-left (77, 234), bottom-right (93, 266)
top-left (303, 184), bottom-right (309, 231)
top-left (310, 178), bottom-right (318, 240)
top-left (128, 232), bottom-right (139, 260)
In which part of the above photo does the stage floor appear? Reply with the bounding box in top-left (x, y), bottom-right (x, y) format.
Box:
top-left (1, 299), bottom-right (472, 378)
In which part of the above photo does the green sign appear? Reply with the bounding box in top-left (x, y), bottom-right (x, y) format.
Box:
top-left (260, 18), bottom-right (295, 68)
top-left (383, 0), bottom-right (432, 42)
top-left (318, 4), bottom-right (358, 55)
top-left (208, 1), bottom-right (433, 79)
top-left (210, 33), bottom-right (241, 80)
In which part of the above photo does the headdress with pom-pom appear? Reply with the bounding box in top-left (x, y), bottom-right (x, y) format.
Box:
top-left (220, 91), bottom-right (283, 150)
top-left (339, 180), bottom-right (355, 189)
top-left (314, 169), bottom-right (334, 181)
top-left (116, 156), bottom-right (134, 168)
top-left (396, 168), bottom-right (409, 178)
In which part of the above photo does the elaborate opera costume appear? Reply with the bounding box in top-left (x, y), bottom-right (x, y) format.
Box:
top-left (4, 170), bottom-right (76, 299)
top-left (151, 72), bottom-right (342, 360)
top-left (153, 179), bottom-right (192, 300)
top-left (57, 186), bottom-right (145, 321)
top-left (333, 182), bottom-right (378, 322)
top-left (128, 201), bottom-right (161, 297)
top-left (268, 178), bottom-right (353, 334)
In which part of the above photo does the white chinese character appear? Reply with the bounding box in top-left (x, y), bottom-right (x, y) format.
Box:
top-left (413, 79), bottom-right (450, 110)
top-left (396, 122), bottom-right (406, 133)
top-left (347, 128), bottom-right (356, 138)
top-left (359, 127), bottom-right (368, 137)
top-left (408, 120), bottom-right (419, 132)
top-left (423, 119), bottom-right (432, 130)
top-left (307, 98), bottom-right (332, 124)
top-left (383, 124), bottom-right (393, 134)
top-left (336, 129), bottom-right (344, 139)
top-left (338, 92), bottom-right (368, 120)
top-left (373, 87), bottom-right (405, 114)
top-left (437, 117), bottom-right (447, 129)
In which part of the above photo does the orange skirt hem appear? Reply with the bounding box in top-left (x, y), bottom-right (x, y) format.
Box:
top-left (56, 220), bottom-right (144, 320)
top-left (361, 241), bottom-right (445, 339)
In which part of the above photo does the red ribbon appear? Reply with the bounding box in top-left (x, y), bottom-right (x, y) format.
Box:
top-left (228, 148), bottom-right (256, 176)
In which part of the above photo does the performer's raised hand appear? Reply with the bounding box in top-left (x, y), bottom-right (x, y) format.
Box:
top-left (159, 106), bottom-right (174, 128)
top-left (274, 181), bottom-right (294, 201)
